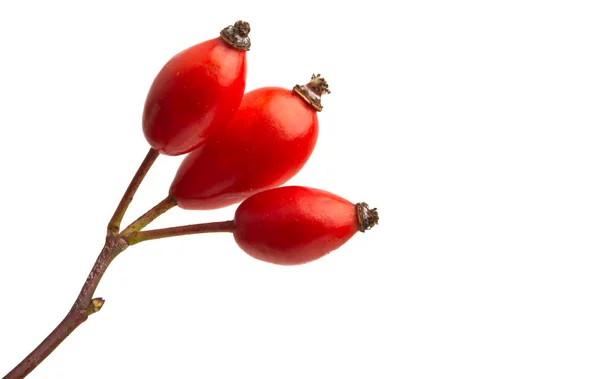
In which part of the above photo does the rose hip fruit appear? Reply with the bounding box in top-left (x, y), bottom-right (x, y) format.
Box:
top-left (233, 186), bottom-right (379, 265)
top-left (143, 21), bottom-right (250, 156)
top-left (169, 74), bottom-right (330, 210)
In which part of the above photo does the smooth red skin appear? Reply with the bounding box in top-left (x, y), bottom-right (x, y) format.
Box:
top-left (170, 87), bottom-right (318, 210)
top-left (233, 186), bottom-right (358, 265)
top-left (143, 37), bottom-right (246, 156)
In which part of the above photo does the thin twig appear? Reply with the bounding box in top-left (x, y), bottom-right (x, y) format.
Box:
top-left (120, 196), bottom-right (177, 236)
top-left (107, 148), bottom-right (159, 235)
top-left (124, 220), bottom-right (235, 245)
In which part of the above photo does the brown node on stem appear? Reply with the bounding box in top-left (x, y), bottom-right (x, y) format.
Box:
top-left (293, 74), bottom-right (331, 112)
top-left (356, 202), bottom-right (379, 232)
top-left (220, 20), bottom-right (251, 51)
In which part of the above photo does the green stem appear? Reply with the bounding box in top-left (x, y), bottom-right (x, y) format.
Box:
top-left (120, 196), bottom-right (177, 236)
top-left (107, 148), bottom-right (159, 235)
top-left (124, 220), bottom-right (235, 245)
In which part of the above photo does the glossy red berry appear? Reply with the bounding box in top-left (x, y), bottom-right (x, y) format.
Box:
top-left (169, 74), bottom-right (330, 210)
top-left (142, 21), bottom-right (250, 156)
top-left (233, 186), bottom-right (379, 265)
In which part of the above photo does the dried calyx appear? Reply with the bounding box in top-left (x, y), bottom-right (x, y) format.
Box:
top-left (293, 74), bottom-right (331, 111)
top-left (220, 21), bottom-right (251, 51)
top-left (356, 202), bottom-right (379, 232)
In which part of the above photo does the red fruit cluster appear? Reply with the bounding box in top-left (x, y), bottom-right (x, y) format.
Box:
top-left (0, 20), bottom-right (382, 379)
top-left (142, 21), bottom-right (378, 265)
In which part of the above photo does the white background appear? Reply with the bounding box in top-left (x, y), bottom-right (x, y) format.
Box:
top-left (1, 1), bottom-right (599, 378)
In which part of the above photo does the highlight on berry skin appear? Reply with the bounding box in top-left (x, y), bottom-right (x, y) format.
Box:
top-left (232, 186), bottom-right (378, 265)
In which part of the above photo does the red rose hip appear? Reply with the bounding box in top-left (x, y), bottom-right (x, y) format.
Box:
top-left (233, 186), bottom-right (379, 265)
top-left (170, 74), bottom-right (330, 210)
top-left (143, 21), bottom-right (250, 156)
